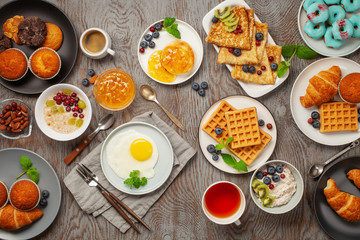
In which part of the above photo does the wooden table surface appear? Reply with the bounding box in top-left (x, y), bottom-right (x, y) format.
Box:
top-left (0, 0), bottom-right (359, 239)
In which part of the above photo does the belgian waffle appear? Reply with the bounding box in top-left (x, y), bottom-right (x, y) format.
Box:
top-left (319, 102), bottom-right (359, 133)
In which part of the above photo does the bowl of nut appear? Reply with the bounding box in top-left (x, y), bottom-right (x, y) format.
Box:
top-left (0, 99), bottom-right (33, 139)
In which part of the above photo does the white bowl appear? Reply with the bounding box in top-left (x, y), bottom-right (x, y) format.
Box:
top-left (35, 83), bottom-right (92, 141)
top-left (249, 160), bottom-right (304, 214)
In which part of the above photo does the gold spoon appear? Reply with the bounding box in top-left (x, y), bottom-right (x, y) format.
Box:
top-left (140, 85), bottom-right (185, 131)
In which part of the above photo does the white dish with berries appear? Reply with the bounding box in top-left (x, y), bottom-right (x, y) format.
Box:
top-left (290, 57), bottom-right (360, 146)
top-left (35, 84), bottom-right (92, 141)
top-left (198, 95), bottom-right (277, 174)
top-left (250, 160), bottom-right (304, 214)
top-left (137, 19), bottom-right (203, 85)
top-left (202, 0), bottom-right (289, 98)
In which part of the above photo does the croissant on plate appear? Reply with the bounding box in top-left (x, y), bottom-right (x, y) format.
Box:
top-left (0, 204), bottom-right (43, 231)
top-left (324, 178), bottom-right (360, 222)
top-left (348, 169), bottom-right (360, 189)
top-left (300, 65), bottom-right (342, 108)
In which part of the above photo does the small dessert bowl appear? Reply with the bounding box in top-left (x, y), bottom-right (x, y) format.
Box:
top-left (0, 181), bottom-right (8, 209)
top-left (29, 47), bottom-right (61, 80)
top-left (0, 48), bottom-right (28, 81)
top-left (249, 160), bottom-right (304, 214)
top-left (9, 179), bottom-right (40, 211)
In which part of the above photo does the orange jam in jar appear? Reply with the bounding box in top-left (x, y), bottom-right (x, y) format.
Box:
top-left (94, 69), bottom-right (136, 110)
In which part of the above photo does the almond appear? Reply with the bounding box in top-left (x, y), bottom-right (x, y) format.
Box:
top-left (13, 117), bottom-right (22, 123)
top-left (13, 122), bottom-right (21, 129)
top-left (0, 125), bottom-right (6, 131)
top-left (5, 117), bottom-right (11, 125)
top-left (20, 121), bottom-right (29, 129)
top-left (11, 129), bottom-right (21, 133)
top-left (20, 105), bottom-right (27, 112)
top-left (3, 111), bottom-right (11, 118)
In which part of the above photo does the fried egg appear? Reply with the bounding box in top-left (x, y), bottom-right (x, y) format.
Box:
top-left (106, 129), bottom-right (159, 179)
top-left (161, 40), bottom-right (195, 75)
top-left (148, 50), bottom-right (176, 83)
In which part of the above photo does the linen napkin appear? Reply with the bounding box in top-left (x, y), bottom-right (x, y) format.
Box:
top-left (64, 112), bottom-right (196, 233)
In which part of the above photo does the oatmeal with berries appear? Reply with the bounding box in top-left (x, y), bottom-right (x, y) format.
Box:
top-left (43, 89), bottom-right (87, 134)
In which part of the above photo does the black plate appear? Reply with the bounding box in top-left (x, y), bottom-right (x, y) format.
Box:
top-left (0, 0), bottom-right (78, 94)
top-left (314, 156), bottom-right (360, 240)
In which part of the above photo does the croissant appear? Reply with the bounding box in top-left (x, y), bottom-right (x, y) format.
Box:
top-left (0, 204), bottom-right (43, 231)
top-left (324, 178), bottom-right (360, 222)
top-left (348, 169), bottom-right (360, 189)
top-left (300, 65), bottom-right (342, 108)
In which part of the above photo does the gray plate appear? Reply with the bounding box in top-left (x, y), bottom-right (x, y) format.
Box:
top-left (0, 148), bottom-right (61, 240)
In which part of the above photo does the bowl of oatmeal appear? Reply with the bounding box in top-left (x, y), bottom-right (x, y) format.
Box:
top-left (35, 84), bottom-right (92, 141)
top-left (249, 160), bottom-right (304, 214)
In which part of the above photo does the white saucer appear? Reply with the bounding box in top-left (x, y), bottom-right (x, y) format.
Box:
top-left (290, 57), bottom-right (360, 146)
top-left (199, 96), bottom-right (277, 174)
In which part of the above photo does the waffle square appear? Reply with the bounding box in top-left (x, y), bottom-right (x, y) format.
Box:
top-left (266, 44), bottom-right (282, 80)
top-left (319, 102), bottom-right (359, 133)
top-left (205, 6), bottom-right (251, 49)
top-left (225, 107), bottom-right (261, 148)
top-left (201, 101), bottom-right (272, 165)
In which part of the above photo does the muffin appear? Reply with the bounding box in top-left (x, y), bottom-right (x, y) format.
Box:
top-left (17, 16), bottom-right (47, 47)
top-left (0, 48), bottom-right (28, 81)
top-left (0, 181), bottom-right (8, 209)
top-left (9, 179), bottom-right (40, 211)
top-left (339, 73), bottom-right (360, 104)
top-left (0, 33), bottom-right (11, 54)
top-left (2, 15), bottom-right (24, 45)
top-left (30, 47), bottom-right (61, 80)
top-left (41, 23), bottom-right (63, 51)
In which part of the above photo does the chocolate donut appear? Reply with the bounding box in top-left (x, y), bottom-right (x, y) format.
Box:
top-left (0, 34), bottom-right (11, 53)
top-left (17, 16), bottom-right (47, 47)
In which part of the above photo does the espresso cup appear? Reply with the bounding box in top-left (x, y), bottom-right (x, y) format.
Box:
top-left (202, 181), bottom-right (246, 226)
top-left (80, 27), bottom-right (115, 59)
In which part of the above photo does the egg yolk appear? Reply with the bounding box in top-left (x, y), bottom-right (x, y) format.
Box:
top-left (130, 138), bottom-right (153, 161)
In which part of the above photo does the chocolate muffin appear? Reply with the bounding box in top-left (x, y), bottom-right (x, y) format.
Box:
top-left (17, 16), bottom-right (47, 47)
top-left (0, 34), bottom-right (11, 54)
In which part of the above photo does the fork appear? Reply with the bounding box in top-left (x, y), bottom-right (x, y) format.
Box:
top-left (76, 167), bottom-right (141, 233)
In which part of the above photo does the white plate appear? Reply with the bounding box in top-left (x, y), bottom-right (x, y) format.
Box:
top-left (297, 0), bottom-right (360, 57)
top-left (100, 122), bottom-right (174, 195)
top-left (202, 0), bottom-right (289, 98)
top-left (137, 19), bottom-right (203, 85)
top-left (199, 96), bottom-right (277, 174)
top-left (290, 57), bottom-right (360, 146)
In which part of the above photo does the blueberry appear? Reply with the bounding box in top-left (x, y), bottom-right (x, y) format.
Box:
top-left (82, 78), bottom-right (90, 87)
top-left (256, 171), bottom-right (264, 179)
top-left (148, 41), bottom-right (155, 48)
top-left (144, 34), bottom-right (152, 41)
top-left (272, 174), bottom-right (280, 182)
top-left (215, 127), bottom-right (223, 135)
top-left (88, 69), bottom-right (95, 77)
top-left (258, 119), bottom-right (265, 126)
top-left (198, 89), bottom-right (205, 96)
top-left (212, 17), bottom-right (219, 23)
top-left (275, 165), bottom-right (283, 173)
top-left (312, 120), bottom-right (320, 128)
top-left (242, 65), bottom-right (249, 72)
top-left (263, 176), bottom-right (271, 185)
top-left (42, 190), bottom-right (50, 198)
top-left (267, 166), bottom-right (276, 175)
top-left (311, 111), bottom-right (320, 119)
top-left (152, 31), bottom-right (160, 38)
top-left (255, 33), bottom-right (264, 41)
top-left (192, 82), bottom-right (200, 91)
top-left (207, 144), bottom-right (215, 153)
top-left (212, 154), bottom-right (219, 161)
top-left (233, 48), bottom-right (241, 56)
top-left (358, 117), bottom-right (360, 123)
top-left (200, 81), bottom-right (208, 89)
top-left (155, 23), bottom-right (162, 31)
top-left (140, 41), bottom-right (148, 48)
top-left (215, 149), bottom-right (221, 155)
top-left (249, 66), bottom-right (256, 74)
top-left (39, 198), bottom-right (48, 207)
top-left (270, 63), bottom-right (278, 70)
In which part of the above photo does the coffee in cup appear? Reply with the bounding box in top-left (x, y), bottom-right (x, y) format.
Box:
top-left (80, 28), bottom-right (115, 59)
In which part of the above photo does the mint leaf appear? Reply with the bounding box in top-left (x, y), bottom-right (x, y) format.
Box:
top-left (215, 144), bottom-right (225, 150)
top-left (166, 24), bottom-right (181, 39)
top-left (277, 61), bottom-right (290, 78)
top-left (221, 153), bottom-right (236, 166)
top-left (225, 137), bottom-right (234, 147)
top-left (233, 160), bottom-right (248, 172)
top-left (27, 167), bottom-right (39, 183)
top-left (130, 170), bottom-right (139, 178)
top-left (296, 46), bottom-right (318, 59)
top-left (140, 177), bottom-right (147, 186)
top-left (282, 45), bottom-right (298, 57)
top-left (163, 17), bottom-right (176, 28)
top-left (20, 156), bottom-right (32, 171)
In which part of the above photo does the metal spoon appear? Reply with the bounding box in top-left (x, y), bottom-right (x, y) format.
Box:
top-left (140, 85), bottom-right (186, 131)
top-left (64, 114), bottom-right (115, 165)
top-left (308, 139), bottom-right (359, 178)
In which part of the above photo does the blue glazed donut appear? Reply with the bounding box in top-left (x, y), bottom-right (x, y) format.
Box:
top-left (303, 0), bottom-right (325, 11)
top-left (324, 0), bottom-right (340, 4)
top-left (328, 5), bottom-right (346, 24)
top-left (332, 19), bottom-right (354, 40)
top-left (307, 3), bottom-right (330, 24)
top-left (349, 15), bottom-right (360, 38)
top-left (325, 27), bottom-right (345, 48)
top-left (341, 0), bottom-right (360, 12)
top-left (304, 21), bottom-right (326, 39)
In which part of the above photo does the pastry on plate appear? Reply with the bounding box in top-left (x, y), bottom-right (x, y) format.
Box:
top-left (17, 16), bottom-right (47, 47)
top-left (0, 204), bottom-right (43, 231)
top-left (324, 178), bottom-right (360, 222)
top-left (347, 169), bottom-right (360, 188)
top-left (0, 33), bottom-right (12, 54)
top-left (30, 47), bottom-right (61, 80)
top-left (254, 21), bottom-right (268, 62)
top-left (266, 44), bottom-right (282, 80)
top-left (160, 40), bottom-right (194, 75)
top-left (2, 15), bottom-right (24, 45)
top-left (9, 179), bottom-right (40, 211)
top-left (41, 23), bottom-right (63, 51)
top-left (0, 48), bottom-right (28, 81)
top-left (299, 65), bottom-right (341, 108)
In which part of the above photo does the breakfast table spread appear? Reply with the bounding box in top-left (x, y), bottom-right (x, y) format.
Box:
top-left (0, 0), bottom-right (360, 239)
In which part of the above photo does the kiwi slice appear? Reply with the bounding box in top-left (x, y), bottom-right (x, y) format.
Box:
top-left (225, 25), bottom-right (237, 32)
top-left (214, 7), bottom-right (231, 20)
top-left (251, 180), bottom-right (262, 191)
top-left (263, 196), bottom-right (274, 207)
top-left (221, 13), bottom-right (234, 23)
top-left (257, 185), bottom-right (269, 200)
top-left (254, 182), bottom-right (266, 194)
top-left (225, 17), bottom-right (239, 27)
